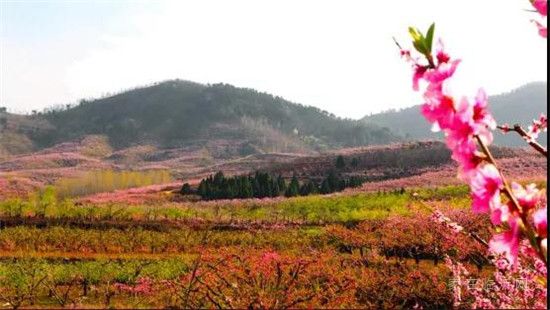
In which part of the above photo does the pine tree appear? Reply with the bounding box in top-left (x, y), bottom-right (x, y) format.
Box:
top-left (285, 176), bottom-right (300, 197)
top-left (326, 171), bottom-right (339, 192)
top-left (277, 175), bottom-right (286, 194)
top-left (320, 179), bottom-right (331, 194)
top-left (299, 180), bottom-right (318, 196)
top-left (335, 155), bottom-right (345, 169)
top-left (180, 183), bottom-right (193, 195)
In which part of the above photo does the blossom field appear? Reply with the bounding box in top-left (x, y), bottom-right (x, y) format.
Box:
top-left (0, 1), bottom-right (547, 309)
top-left (0, 187), bottom-right (502, 308)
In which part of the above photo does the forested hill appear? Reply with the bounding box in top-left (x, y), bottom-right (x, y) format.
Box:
top-left (362, 82), bottom-right (548, 146)
top-left (24, 80), bottom-right (399, 152)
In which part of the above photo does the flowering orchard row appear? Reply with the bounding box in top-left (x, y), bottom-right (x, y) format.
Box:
top-left (0, 248), bottom-right (460, 309)
top-left (0, 209), bottom-right (489, 262)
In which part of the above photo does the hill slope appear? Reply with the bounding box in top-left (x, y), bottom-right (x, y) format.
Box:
top-left (20, 80), bottom-right (398, 154)
top-left (362, 82), bottom-right (548, 146)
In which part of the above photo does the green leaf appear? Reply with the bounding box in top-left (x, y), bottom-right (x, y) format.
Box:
top-left (408, 27), bottom-right (422, 42)
top-left (413, 40), bottom-right (426, 54)
top-left (425, 23), bottom-right (435, 54)
top-left (409, 27), bottom-right (427, 54)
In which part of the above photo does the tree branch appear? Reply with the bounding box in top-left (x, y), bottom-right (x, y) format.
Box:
top-left (497, 124), bottom-right (547, 157)
top-left (475, 135), bottom-right (547, 264)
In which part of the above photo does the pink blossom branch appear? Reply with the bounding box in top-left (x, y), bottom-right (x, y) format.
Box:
top-left (414, 198), bottom-right (490, 248)
top-left (474, 135), bottom-right (546, 264)
top-left (497, 124), bottom-right (548, 157)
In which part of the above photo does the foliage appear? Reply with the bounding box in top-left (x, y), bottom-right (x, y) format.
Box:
top-left (335, 155), bottom-right (346, 169)
top-left (32, 80), bottom-right (399, 150)
top-left (194, 170), bottom-right (364, 200)
top-left (55, 169), bottom-right (172, 198)
top-left (0, 188), bottom-right (415, 224)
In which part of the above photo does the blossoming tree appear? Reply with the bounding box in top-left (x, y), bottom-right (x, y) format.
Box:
top-left (397, 0), bottom-right (547, 307)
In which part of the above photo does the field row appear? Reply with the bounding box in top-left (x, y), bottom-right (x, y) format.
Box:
top-left (0, 248), bottom-right (473, 309)
top-left (0, 209), bottom-right (491, 264)
top-left (0, 186), bottom-right (477, 227)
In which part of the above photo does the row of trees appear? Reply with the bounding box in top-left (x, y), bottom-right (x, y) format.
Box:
top-left (182, 171), bottom-right (364, 200)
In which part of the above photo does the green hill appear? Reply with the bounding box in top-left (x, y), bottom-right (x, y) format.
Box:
top-left (20, 80), bottom-right (398, 153)
top-left (362, 82), bottom-right (547, 146)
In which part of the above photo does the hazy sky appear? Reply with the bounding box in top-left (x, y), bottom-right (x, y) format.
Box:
top-left (1, 0), bottom-right (547, 118)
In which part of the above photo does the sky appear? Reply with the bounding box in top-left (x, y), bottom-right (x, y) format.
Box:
top-left (0, 0), bottom-right (547, 119)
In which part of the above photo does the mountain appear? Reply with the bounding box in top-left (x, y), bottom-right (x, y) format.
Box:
top-left (0, 80), bottom-right (399, 157)
top-left (362, 82), bottom-right (548, 146)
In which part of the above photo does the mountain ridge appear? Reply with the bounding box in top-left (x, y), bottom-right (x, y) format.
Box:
top-left (1, 80), bottom-right (545, 160)
top-left (362, 82), bottom-right (547, 146)
top-left (0, 80), bottom-right (399, 158)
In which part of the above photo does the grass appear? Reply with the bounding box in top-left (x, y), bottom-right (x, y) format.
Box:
top-left (0, 190), bottom-right (418, 224)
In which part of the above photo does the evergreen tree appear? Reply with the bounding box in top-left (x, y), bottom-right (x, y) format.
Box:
top-left (195, 169), bottom-right (364, 200)
top-left (326, 171), bottom-right (339, 192)
top-left (240, 176), bottom-right (253, 198)
top-left (277, 175), bottom-right (286, 194)
top-left (180, 183), bottom-right (193, 195)
top-left (285, 176), bottom-right (300, 197)
top-left (320, 179), bottom-right (332, 194)
top-left (335, 155), bottom-right (346, 169)
top-left (300, 180), bottom-right (318, 196)
top-left (270, 179), bottom-right (280, 197)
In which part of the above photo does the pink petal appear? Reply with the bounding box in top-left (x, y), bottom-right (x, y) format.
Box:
top-left (489, 218), bottom-right (521, 267)
top-left (533, 0), bottom-right (548, 17)
top-left (533, 206), bottom-right (547, 238)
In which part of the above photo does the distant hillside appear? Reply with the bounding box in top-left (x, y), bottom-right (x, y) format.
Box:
top-left (362, 82), bottom-right (548, 146)
top-left (7, 80), bottom-right (398, 155)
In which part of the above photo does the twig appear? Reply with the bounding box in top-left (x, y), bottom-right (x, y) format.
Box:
top-left (414, 198), bottom-right (489, 248)
top-left (497, 124), bottom-right (548, 157)
top-left (392, 37), bottom-right (404, 50)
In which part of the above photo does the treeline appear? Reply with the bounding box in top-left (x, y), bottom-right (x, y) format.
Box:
top-left (183, 171), bottom-right (364, 200)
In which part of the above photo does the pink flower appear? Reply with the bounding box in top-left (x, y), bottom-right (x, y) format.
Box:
top-left (489, 218), bottom-right (521, 267)
top-left (260, 250), bottom-right (280, 264)
top-left (533, 206), bottom-right (547, 238)
top-left (446, 102), bottom-right (479, 152)
top-left (435, 39), bottom-right (451, 64)
top-left (448, 90), bottom-right (494, 146)
top-left (413, 65), bottom-right (428, 91)
top-left (470, 164), bottom-right (503, 214)
top-left (450, 140), bottom-right (482, 177)
top-left (421, 93), bottom-right (457, 130)
top-left (490, 202), bottom-right (511, 225)
top-left (495, 257), bottom-right (511, 271)
top-left (472, 89), bottom-right (496, 131)
top-left (423, 59), bottom-right (461, 89)
top-left (499, 123), bottom-right (511, 133)
top-left (527, 113), bottom-right (548, 140)
top-left (533, 0), bottom-right (548, 17)
top-left (511, 182), bottom-right (544, 211)
top-left (533, 20), bottom-right (548, 38)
